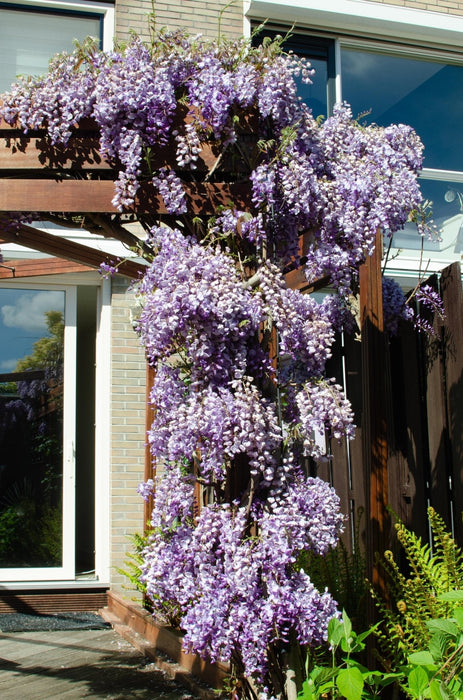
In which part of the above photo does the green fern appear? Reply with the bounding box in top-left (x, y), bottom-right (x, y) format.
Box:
top-left (372, 507), bottom-right (463, 671)
top-left (118, 528), bottom-right (182, 626)
top-left (117, 530), bottom-right (151, 604)
top-left (299, 507), bottom-right (368, 628)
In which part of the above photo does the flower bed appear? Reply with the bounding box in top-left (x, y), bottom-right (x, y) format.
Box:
top-left (105, 589), bottom-right (229, 691)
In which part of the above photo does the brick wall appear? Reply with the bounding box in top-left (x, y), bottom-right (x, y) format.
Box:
top-left (110, 276), bottom-right (146, 590)
top-left (115, 0), bottom-right (244, 43)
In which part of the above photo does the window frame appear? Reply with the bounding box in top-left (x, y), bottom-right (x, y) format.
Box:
top-left (0, 0), bottom-right (114, 52)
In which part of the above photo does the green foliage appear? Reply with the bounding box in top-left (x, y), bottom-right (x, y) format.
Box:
top-left (117, 530), bottom-right (151, 601)
top-left (299, 508), bottom-right (368, 628)
top-left (371, 507), bottom-right (463, 697)
top-left (372, 508), bottom-right (463, 670)
top-left (399, 589), bottom-right (463, 698)
top-left (118, 528), bottom-right (181, 625)
top-left (0, 494), bottom-right (61, 566)
top-left (297, 509), bottom-right (463, 698)
top-left (297, 611), bottom-right (399, 699)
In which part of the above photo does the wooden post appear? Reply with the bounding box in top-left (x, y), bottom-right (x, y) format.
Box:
top-left (143, 363), bottom-right (156, 530)
top-left (359, 231), bottom-right (390, 598)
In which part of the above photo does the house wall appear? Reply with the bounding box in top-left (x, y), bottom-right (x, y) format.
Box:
top-left (115, 0), bottom-right (244, 43)
top-left (110, 276), bottom-right (147, 590)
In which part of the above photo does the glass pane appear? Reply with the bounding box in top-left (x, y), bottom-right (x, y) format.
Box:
top-left (0, 9), bottom-right (101, 93)
top-left (296, 57), bottom-right (328, 118)
top-left (341, 49), bottom-right (463, 171)
top-left (388, 177), bottom-right (463, 265)
top-left (0, 289), bottom-right (65, 568)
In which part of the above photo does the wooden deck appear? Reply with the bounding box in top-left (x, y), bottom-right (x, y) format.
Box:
top-left (0, 626), bottom-right (198, 699)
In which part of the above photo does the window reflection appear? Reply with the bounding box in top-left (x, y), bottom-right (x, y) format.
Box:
top-left (0, 289), bottom-right (65, 568)
top-left (295, 57), bottom-right (328, 118)
top-left (0, 8), bottom-right (101, 93)
top-left (389, 178), bottom-right (463, 264)
top-left (341, 49), bottom-right (463, 171)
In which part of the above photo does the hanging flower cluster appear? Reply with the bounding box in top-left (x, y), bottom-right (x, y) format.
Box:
top-left (0, 28), bottom-right (431, 698)
top-left (1, 31), bottom-right (424, 293)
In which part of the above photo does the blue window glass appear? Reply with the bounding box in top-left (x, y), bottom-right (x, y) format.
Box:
top-left (253, 30), bottom-right (334, 118)
top-left (341, 49), bottom-right (463, 172)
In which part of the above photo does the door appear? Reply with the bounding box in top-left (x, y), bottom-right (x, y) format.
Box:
top-left (0, 283), bottom-right (76, 581)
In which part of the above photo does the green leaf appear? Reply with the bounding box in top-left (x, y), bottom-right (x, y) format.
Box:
top-left (342, 609), bottom-right (353, 640)
top-left (429, 631), bottom-right (451, 661)
top-left (408, 666), bottom-right (430, 699)
top-left (356, 625), bottom-right (378, 644)
top-left (328, 617), bottom-right (344, 647)
top-left (310, 666), bottom-right (334, 686)
top-left (426, 619), bottom-right (459, 637)
top-left (429, 679), bottom-right (451, 700)
top-left (336, 667), bottom-right (364, 700)
top-left (437, 590), bottom-right (463, 602)
top-left (408, 651), bottom-right (436, 666)
top-left (297, 679), bottom-right (315, 699)
top-left (452, 607), bottom-right (463, 628)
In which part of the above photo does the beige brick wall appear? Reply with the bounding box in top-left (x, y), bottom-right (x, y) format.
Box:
top-left (110, 276), bottom-right (147, 590)
top-left (115, 0), bottom-right (244, 43)
top-left (362, 0), bottom-right (463, 13)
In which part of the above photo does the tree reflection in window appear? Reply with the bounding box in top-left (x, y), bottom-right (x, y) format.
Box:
top-left (0, 302), bottom-right (64, 568)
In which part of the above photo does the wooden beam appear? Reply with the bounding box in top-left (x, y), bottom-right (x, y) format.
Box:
top-left (0, 179), bottom-right (252, 213)
top-left (0, 257), bottom-right (94, 279)
top-left (0, 135), bottom-right (110, 171)
top-left (0, 224), bottom-right (146, 279)
top-left (0, 369), bottom-right (45, 382)
top-left (359, 230), bottom-right (389, 599)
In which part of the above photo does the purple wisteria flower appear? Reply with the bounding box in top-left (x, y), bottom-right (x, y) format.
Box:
top-left (0, 28), bottom-right (433, 697)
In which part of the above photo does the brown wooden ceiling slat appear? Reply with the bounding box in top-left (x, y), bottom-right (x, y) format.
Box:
top-left (0, 256), bottom-right (95, 279)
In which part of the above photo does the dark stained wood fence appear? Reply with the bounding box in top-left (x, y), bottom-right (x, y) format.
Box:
top-left (325, 261), bottom-right (463, 558)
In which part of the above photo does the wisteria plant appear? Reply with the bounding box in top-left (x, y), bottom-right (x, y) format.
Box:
top-left (0, 25), bottom-right (443, 700)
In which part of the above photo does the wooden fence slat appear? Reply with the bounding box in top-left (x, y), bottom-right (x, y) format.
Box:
top-left (387, 322), bottom-right (429, 543)
top-left (422, 275), bottom-right (453, 530)
top-left (440, 263), bottom-right (463, 542)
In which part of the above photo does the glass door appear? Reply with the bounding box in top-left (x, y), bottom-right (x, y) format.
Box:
top-left (0, 283), bottom-right (76, 580)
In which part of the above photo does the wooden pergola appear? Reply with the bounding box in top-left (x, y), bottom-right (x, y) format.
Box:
top-left (0, 115), bottom-right (388, 593)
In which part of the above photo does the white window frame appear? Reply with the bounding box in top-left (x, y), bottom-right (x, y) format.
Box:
top-left (1, 0), bottom-right (114, 51)
top-left (0, 281), bottom-right (77, 582)
top-left (337, 38), bottom-right (463, 279)
top-left (245, 1), bottom-right (463, 50)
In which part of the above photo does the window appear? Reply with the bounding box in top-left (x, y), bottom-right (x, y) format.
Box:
top-left (257, 25), bottom-right (463, 280)
top-left (0, 283), bottom-right (76, 580)
top-left (253, 30), bottom-right (335, 118)
top-left (340, 46), bottom-right (463, 277)
top-left (0, 1), bottom-right (113, 94)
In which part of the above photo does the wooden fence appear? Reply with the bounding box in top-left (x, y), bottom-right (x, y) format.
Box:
top-left (320, 261), bottom-right (463, 560)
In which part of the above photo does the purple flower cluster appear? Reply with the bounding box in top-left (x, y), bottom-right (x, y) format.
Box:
top-left (133, 222), bottom-right (353, 691)
top-left (0, 28), bottom-right (433, 696)
top-left (1, 32), bottom-right (425, 280)
top-left (382, 277), bottom-right (414, 335)
top-left (141, 475), bottom-right (342, 683)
